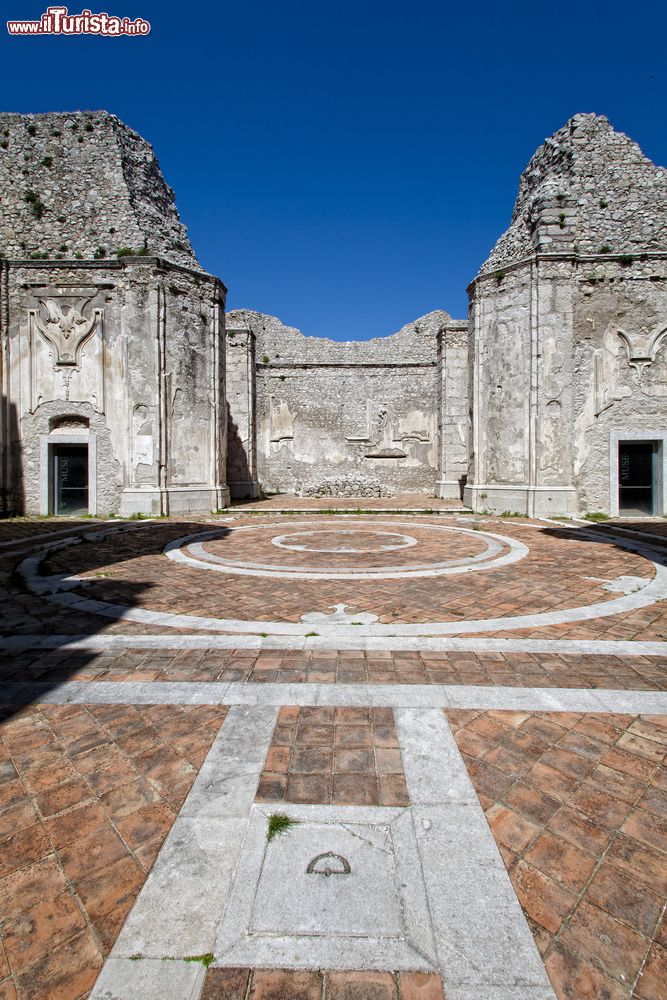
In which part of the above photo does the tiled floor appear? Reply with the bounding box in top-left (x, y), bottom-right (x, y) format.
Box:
top-left (230, 494), bottom-right (464, 511)
top-left (0, 703), bottom-right (228, 1000)
top-left (200, 968), bottom-right (446, 999)
top-left (448, 708), bottom-right (667, 1000)
top-left (2, 515), bottom-right (667, 1000)
top-left (3, 648), bottom-right (665, 690)
top-left (256, 707), bottom-right (409, 806)
top-left (40, 517), bottom-right (656, 628)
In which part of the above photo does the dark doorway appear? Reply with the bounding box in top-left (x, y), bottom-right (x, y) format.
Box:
top-left (53, 444), bottom-right (89, 515)
top-left (618, 441), bottom-right (655, 515)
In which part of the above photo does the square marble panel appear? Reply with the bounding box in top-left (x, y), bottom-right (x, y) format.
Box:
top-left (214, 804), bottom-right (437, 971)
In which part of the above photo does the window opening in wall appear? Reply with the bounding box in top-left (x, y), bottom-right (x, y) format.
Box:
top-left (618, 441), bottom-right (656, 516)
top-left (53, 444), bottom-right (89, 515)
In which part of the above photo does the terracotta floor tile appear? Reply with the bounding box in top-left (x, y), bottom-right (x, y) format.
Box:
top-left (378, 774), bottom-right (410, 806)
top-left (0, 800), bottom-right (40, 841)
top-left (0, 857), bottom-right (68, 920)
top-left (486, 804), bottom-right (540, 853)
top-left (634, 943), bottom-right (667, 1000)
top-left (1, 890), bottom-right (86, 971)
top-left (114, 801), bottom-right (175, 850)
top-left (43, 800), bottom-right (107, 850)
top-left (89, 896), bottom-right (135, 953)
top-left (398, 972), bottom-right (445, 1000)
top-left (504, 782), bottom-right (561, 825)
top-left (285, 774), bottom-right (330, 803)
top-left (621, 806), bottom-right (667, 852)
top-left (249, 969), bottom-right (322, 1000)
top-left (547, 806), bottom-right (612, 857)
top-left (511, 860), bottom-right (577, 934)
top-left (617, 731), bottom-right (665, 764)
top-left (600, 748), bottom-right (656, 781)
top-left (57, 823), bottom-right (127, 882)
top-left (544, 941), bottom-right (628, 1000)
top-left (74, 852), bottom-right (146, 925)
top-left (568, 786), bottom-right (631, 829)
top-left (586, 862), bottom-right (663, 938)
top-left (332, 773), bottom-right (379, 805)
top-left (523, 831), bottom-right (597, 892)
top-left (201, 967), bottom-right (251, 1000)
top-left (0, 823), bottom-right (51, 878)
top-left (375, 749), bottom-right (403, 774)
top-left (33, 777), bottom-right (92, 819)
top-left (72, 744), bottom-right (139, 796)
top-left (13, 930), bottom-right (102, 1000)
top-left (0, 979), bottom-right (16, 1000)
top-left (290, 749), bottom-right (332, 774)
top-left (256, 774), bottom-right (288, 801)
top-left (637, 782), bottom-right (667, 818)
top-left (264, 747), bottom-right (291, 773)
top-left (583, 763), bottom-right (646, 804)
top-left (98, 777), bottom-right (161, 822)
top-left (605, 832), bottom-right (667, 896)
top-left (559, 899), bottom-right (649, 985)
top-left (328, 971), bottom-right (397, 999)
top-left (335, 748), bottom-right (374, 772)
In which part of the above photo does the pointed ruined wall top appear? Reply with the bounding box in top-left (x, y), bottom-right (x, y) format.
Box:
top-left (480, 113), bottom-right (667, 273)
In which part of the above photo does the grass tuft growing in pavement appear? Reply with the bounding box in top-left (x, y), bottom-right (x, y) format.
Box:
top-left (183, 953), bottom-right (215, 968)
top-left (267, 812), bottom-right (298, 842)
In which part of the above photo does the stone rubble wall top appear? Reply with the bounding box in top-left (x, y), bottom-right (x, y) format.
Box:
top-left (0, 110), bottom-right (199, 268)
top-left (226, 309), bottom-right (466, 365)
top-left (481, 113), bottom-right (667, 274)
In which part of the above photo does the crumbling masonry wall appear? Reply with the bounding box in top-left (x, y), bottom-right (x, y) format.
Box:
top-left (0, 111), bottom-right (228, 516)
top-left (226, 309), bottom-right (468, 497)
top-left (0, 111), bottom-right (198, 267)
top-left (466, 113), bottom-right (667, 515)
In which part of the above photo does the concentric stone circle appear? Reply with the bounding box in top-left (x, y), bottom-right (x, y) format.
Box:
top-left (164, 519), bottom-right (529, 580)
top-left (270, 528), bottom-right (418, 554)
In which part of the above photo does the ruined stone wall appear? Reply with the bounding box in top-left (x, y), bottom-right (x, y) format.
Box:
top-left (227, 310), bottom-right (457, 496)
top-left (467, 113), bottom-right (667, 515)
top-left (1, 258), bottom-right (227, 516)
top-left (436, 324), bottom-right (469, 498)
top-left (0, 111), bottom-right (228, 516)
top-left (572, 256), bottom-right (667, 510)
top-left (484, 114), bottom-right (667, 272)
top-left (226, 326), bottom-right (259, 499)
top-left (0, 111), bottom-right (198, 268)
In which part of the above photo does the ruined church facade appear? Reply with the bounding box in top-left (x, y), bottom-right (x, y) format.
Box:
top-left (1, 111), bottom-right (666, 517)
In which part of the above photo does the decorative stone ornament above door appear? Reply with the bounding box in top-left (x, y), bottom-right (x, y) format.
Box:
top-left (32, 295), bottom-right (102, 367)
top-left (617, 325), bottom-right (667, 383)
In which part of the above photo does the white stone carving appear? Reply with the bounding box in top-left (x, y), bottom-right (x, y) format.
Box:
top-left (33, 297), bottom-right (102, 367)
top-left (617, 326), bottom-right (667, 383)
top-left (300, 604), bottom-right (380, 625)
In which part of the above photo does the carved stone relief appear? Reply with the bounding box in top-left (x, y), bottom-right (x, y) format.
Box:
top-left (617, 325), bottom-right (667, 383)
top-left (364, 404), bottom-right (406, 459)
top-left (32, 295), bottom-right (102, 367)
top-left (269, 398), bottom-right (295, 443)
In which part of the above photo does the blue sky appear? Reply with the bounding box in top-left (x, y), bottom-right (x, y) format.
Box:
top-left (2, 1), bottom-right (666, 339)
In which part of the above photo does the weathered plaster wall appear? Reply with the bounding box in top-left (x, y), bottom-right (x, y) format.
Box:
top-left (1, 264), bottom-right (227, 517)
top-left (227, 310), bottom-right (461, 496)
top-left (436, 324), bottom-right (469, 498)
top-left (0, 111), bottom-right (198, 268)
top-left (572, 256), bottom-right (667, 510)
top-left (467, 113), bottom-right (667, 515)
top-left (226, 326), bottom-right (259, 499)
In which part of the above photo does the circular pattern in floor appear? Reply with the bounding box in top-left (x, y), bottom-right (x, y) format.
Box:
top-left (164, 520), bottom-right (529, 580)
